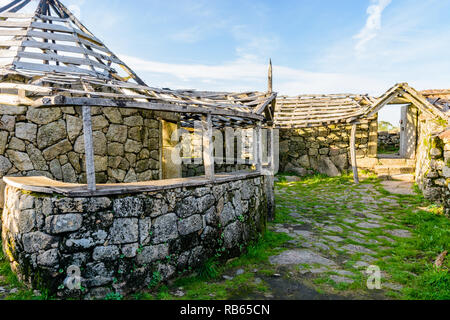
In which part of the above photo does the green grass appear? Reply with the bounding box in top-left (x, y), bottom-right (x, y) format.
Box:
top-left (1, 172), bottom-right (448, 301)
top-left (376, 204), bottom-right (450, 300)
top-left (275, 172), bottom-right (450, 300)
top-left (377, 146), bottom-right (400, 155)
top-left (136, 230), bottom-right (291, 300)
top-left (0, 246), bottom-right (49, 300)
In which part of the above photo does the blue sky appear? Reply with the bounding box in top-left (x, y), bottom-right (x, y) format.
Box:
top-left (57, 0), bottom-right (449, 96)
top-left (9, 0), bottom-right (450, 122)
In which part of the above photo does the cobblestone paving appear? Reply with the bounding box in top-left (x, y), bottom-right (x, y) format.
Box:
top-left (264, 175), bottom-right (417, 299)
top-left (0, 174), bottom-right (439, 300)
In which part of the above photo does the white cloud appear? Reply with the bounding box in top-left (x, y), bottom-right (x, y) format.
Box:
top-left (119, 54), bottom-right (389, 96)
top-left (170, 26), bottom-right (204, 43)
top-left (354, 0), bottom-right (392, 54)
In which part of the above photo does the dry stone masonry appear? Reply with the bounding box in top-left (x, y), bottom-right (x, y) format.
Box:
top-left (378, 131), bottom-right (400, 152)
top-left (0, 106), bottom-right (161, 206)
top-left (1, 176), bottom-right (268, 299)
top-left (415, 117), bottom-right (450, 214)
top-left (279, 118), bottom-right (377, 176)
top-left (180, 127), bottom-right (255, 178)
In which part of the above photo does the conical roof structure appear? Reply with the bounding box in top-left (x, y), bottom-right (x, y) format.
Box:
top-left (0, 0), bottom-right (276, 127)
top-left (0, 0), bottom-right (146, 84)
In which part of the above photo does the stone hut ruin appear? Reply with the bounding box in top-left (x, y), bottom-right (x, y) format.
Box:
top-left (0, 0), bottom-right (448, 300)
top-left (0, 0), bottom-right (277, 298)
top-left (274, 83), bottom-right (449, 214)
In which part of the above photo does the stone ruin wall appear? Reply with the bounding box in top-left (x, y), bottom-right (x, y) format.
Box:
top-left (378, 131), bottom-right (400, 152)
top-left (181, 127), bottom-right (255, 178)
top-left (415, 116), bottom-right (450, 214)
top-left (0, 105), bottom-right (162, 206)
top-left (1, 175), bottom-right (268, 299)
top-left (279, 118), bottom-right (378, 176)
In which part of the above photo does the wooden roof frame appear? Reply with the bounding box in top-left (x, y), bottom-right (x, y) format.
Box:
top-left (362, 83), bottom-right (449, 123)
top-left (273, 83), bottom-right (449, 129)
top-left (0, 0), bottom-right (277, 127)
top-left (0, 0), bottom-right (277, 193)
top-left (274, 93), bottom-right (375, 128)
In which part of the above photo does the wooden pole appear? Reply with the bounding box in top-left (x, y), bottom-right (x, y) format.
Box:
top-left (268, 59), bottom-right (273, 94)
top-left (202, 113), bottom-right (214, 180)
top-left (350, 123), bottom-right (359, 184)
top-left (82, 106), bottom-right (96, 191)
top-left (268, 128), bottom-right (275, 172)
top-left (255, 122), bottom-right (263, 173)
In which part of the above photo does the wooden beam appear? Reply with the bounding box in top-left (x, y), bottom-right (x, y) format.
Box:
top-left (268, 59), bottom-right (273, 93)
top-left (268, 128), bottom-right (275, 172)
top-left (3, 171), bottom-right (262, 197)
top-left (255, 122), bottom-right (263, 172)
top-left (80, 81), bottom-right (97, 192)
top-left (367, 93), bottom-right (399, 118)
top-left (350, 123), bottom-right (359, 184)
top-left (33, 95), bottom-right (265, 121)
top-left (254, 92), bottom-right (277, 114)
top-left (0, 0), bottom-right (23, 13)
top-left (82, 106), bottom-right (96, 191)
top-left (202, 113), bottom-right (214, 180)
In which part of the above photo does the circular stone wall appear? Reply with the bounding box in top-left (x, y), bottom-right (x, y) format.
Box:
top-left (1, 175), bottom-right (268, 299)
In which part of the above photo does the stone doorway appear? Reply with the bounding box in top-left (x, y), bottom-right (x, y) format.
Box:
top-left (377, 104), bottom-right (418, 160)
top-left (161, 120), bottom-right (182, 179)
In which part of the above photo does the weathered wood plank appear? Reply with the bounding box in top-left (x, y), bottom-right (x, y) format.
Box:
top-left (82, 105), bottom-right (96, 191)
top-left (202, 113), bottom-right (215, 180)
top-left (0, 82), bottom-right (52, 93)
top-left (14, 61), bottom-right (108, 79)
top-left (350, 123), bottom-right (359, 184)
top-left (0, 50), bottom-right (17, 58)
top-left (30, 21), bottom-right (103, 45)
top-left (27, 29), bottom-right (78, 42)
top-left (0, 93), bottom-right (33, 106)
top-left (21, 40), bottom-right (122, 64)
top-left (0, 0), bottom-right (23, 13)
top-left (0, 29), bottom-right (27, 36)
top-left (16, 51), bottom-right (113, 71)
top-left (3, 171), bottom-right (262, 197)
top-left (255, 122), bottom-right (263, 172)
top-left (8, 0), bottom-right (30, 13)
top-left (37, 13), bottom-right (69, 22)
top-left (33, 96), bottom-right (265, 121)
top-left (0, 20), bottom-right (30, 27)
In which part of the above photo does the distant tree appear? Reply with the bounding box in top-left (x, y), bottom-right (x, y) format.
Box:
top-left (378, 121), bottom-right (395, 132)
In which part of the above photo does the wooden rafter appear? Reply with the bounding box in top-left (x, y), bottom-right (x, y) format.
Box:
top-left (274, 83), bottom-right (449, 129)
top-left (0, 0), bottom-right (277, 127)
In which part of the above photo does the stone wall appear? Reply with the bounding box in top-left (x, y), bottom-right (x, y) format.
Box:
top-left (415, 116), bottom-right (449, 214)
top-left (378, 131), bottom-right (400, 152)
top-left (1, 175), bottom-right (268, 299)
top-left (0, 105), bottom-right (161, 206)
top-left (183, 163), bottom-right (252, 177)
top-left (279, 118), bottom-right (378, 176)
top-left (180, 127), bottom-right (254, 177)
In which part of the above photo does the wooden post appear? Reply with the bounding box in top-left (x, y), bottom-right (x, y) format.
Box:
top-left (350, 123), bottom-right (359, 184)
top-left (255, 122), bottom-right (263, 172)
top-left (82, 106), bottom-right (96, 191)
top-left (268, 128), bottom-right (275, 172)
top-left (268, 59), bottom-right (273, 94)
top-left (202, 113), bottom-right (214, 180)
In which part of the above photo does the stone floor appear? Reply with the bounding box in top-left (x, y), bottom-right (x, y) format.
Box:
top-left (260, 175), bottom-right (416, 299)
top-left (0, 174), bottom-right (424, 300)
